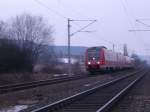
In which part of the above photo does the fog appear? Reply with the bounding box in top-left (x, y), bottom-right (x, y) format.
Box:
top-left (0, 0), bottom-right (150, 55)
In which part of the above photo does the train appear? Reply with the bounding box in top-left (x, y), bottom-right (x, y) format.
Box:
top-left (85, 46), bottom-right (134, 73)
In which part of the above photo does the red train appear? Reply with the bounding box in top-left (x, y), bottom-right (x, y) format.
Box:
top-left (85, 46), bottom-right (134, 73)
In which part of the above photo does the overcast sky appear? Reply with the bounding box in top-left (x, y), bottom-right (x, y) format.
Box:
top-left (0, 0), bottom-right (150, 55)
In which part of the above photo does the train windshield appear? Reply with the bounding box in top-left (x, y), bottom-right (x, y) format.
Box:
top-left (87, 49), bottom-right (100, 61)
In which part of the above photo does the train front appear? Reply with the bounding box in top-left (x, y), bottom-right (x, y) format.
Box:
top-left (85, 47), bottom-right (103, 72)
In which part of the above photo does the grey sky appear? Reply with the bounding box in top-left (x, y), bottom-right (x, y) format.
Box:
top-left (0, 0), bottom-right (150, 55)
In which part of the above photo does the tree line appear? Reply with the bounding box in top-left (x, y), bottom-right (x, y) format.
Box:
top-left (0, 13), bottom-right (54, 73)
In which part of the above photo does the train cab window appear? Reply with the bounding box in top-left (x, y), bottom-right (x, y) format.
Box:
top-left (87, 50), bottom-right (100, 61)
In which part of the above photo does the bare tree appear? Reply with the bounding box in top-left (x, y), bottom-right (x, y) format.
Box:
top-left (0, 21), bottom-right (8, 38)
top-left (8, 13), bottom-right (54, 71)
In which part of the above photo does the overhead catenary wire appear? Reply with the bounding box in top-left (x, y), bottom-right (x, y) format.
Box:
top-left (70, 20), bottom-right (97, 36)
top-left (119, 0), bottom-right (147, 54)
top-left (34, 0), bottom-right (67, 19)
top-left (55, 0), bottom-right (98, 32)
top-left (58, 1), bottom-right (99, 33)
top-left (123, 0), bottom-right (150, 54)
top-left (33, 0), bottom-right (83, 37)
top-left (34, 0), bottom-right (97, 76)
top-left (119, 0), bottom-right (134, 29)
top-left (137, 18), bottom-right (150, 21)
top-left (120, 0), bottom-right (140, 33)
top-left (97, 20), bottom-right (125, 52)
top-left (33, 0), bottom-right (97, 40)
top-left (136, 19), bottom-right (150, 28)
top-left (34, 0), bottom-right (99, 42)
top-left (56, 0), bottom-right (84, 18)
top-left (57, 0), bottom-right (119, 50)
top-left (124, 0), bottom-right (150, 29)
top-left (34, 0), bottom-right (132, 54)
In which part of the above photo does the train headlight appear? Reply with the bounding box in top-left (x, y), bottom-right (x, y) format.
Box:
top-left (97, 61), bottom-right (100, 64)
top-left (88, 62), bottom-right (91, 65)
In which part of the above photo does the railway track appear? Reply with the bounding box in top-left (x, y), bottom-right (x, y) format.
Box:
top-left (0, 75), bottom-right (87, 94)
top-left (0, 70), bottom-right (133, 94)
top-left (27, 68), bottom-right (148, 112)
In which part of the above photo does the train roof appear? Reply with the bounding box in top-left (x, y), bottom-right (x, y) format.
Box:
top-left (88, 46), bottom-right (107, 50)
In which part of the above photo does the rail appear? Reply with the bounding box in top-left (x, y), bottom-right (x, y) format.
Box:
top-left (27, 68), bottom-right (147, 112)
top-left (0, 75), bottom-right (86, 94)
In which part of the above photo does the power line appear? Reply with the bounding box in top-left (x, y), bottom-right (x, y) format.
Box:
top-left (124, 0), bottom-right (150, 51)
top-left (138, 18), bottom-right (150, 21)
top-left (34, 0), bottom-right (97, 35)
top-left (34, 0), bottom-right (85, 30)
top-left (97, 21), bottom-right (125, 52)
top-left (56, 0), bottom-right (83, 17)
top-left (124, 1), bottom-right (149, 45)
top-left (56, 0), bottom-right (96, 32)
top-left (67, 19), bottom-right (97, 75)
top-left (136, 19), bottom-right (150, 28)
top-left (119, 0), bottom-right (148, 53)
top-left (119, 0), bottom-right (134, 29)
top-left (57, 0), bottom-right (95, 21)
top-left (70, 20), bottom-right (96, 36)
top-left (56, 1), bottom-right (117, 49)
top-left (123, 0), bottom-right (144, 33)
top-left (120, 0), bottom-right (140, 39)
top-left (34, 0), bottom-right (97, 75)
top-left (129, 29), bottom-right (150, 32)
top-left (56, 0), bottom-right (97, 31)
top-left (119, 0), bottom-right (137, 46)
top-left (34, 0), bottom-right (67, 19)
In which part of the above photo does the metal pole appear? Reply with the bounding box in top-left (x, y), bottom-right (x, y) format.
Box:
top-left (67, 18), bottom-right (96, 76)
top-left (113, 44), bottom-right (115, 52)
top-left (68, 18), bottom-right (71, 76)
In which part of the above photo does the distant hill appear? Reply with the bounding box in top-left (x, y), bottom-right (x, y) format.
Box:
top-left (52, 46), bottom-right (87, 55)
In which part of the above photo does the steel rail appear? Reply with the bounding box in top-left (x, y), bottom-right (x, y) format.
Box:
top-left (0, 75), bottom-right (86, 94)
top-left (96, 70), bottom-right (148, 112)
top-left (0, 69), bottom-right (134, 94)
top-left (27, 68), bottom-right (145, 112)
